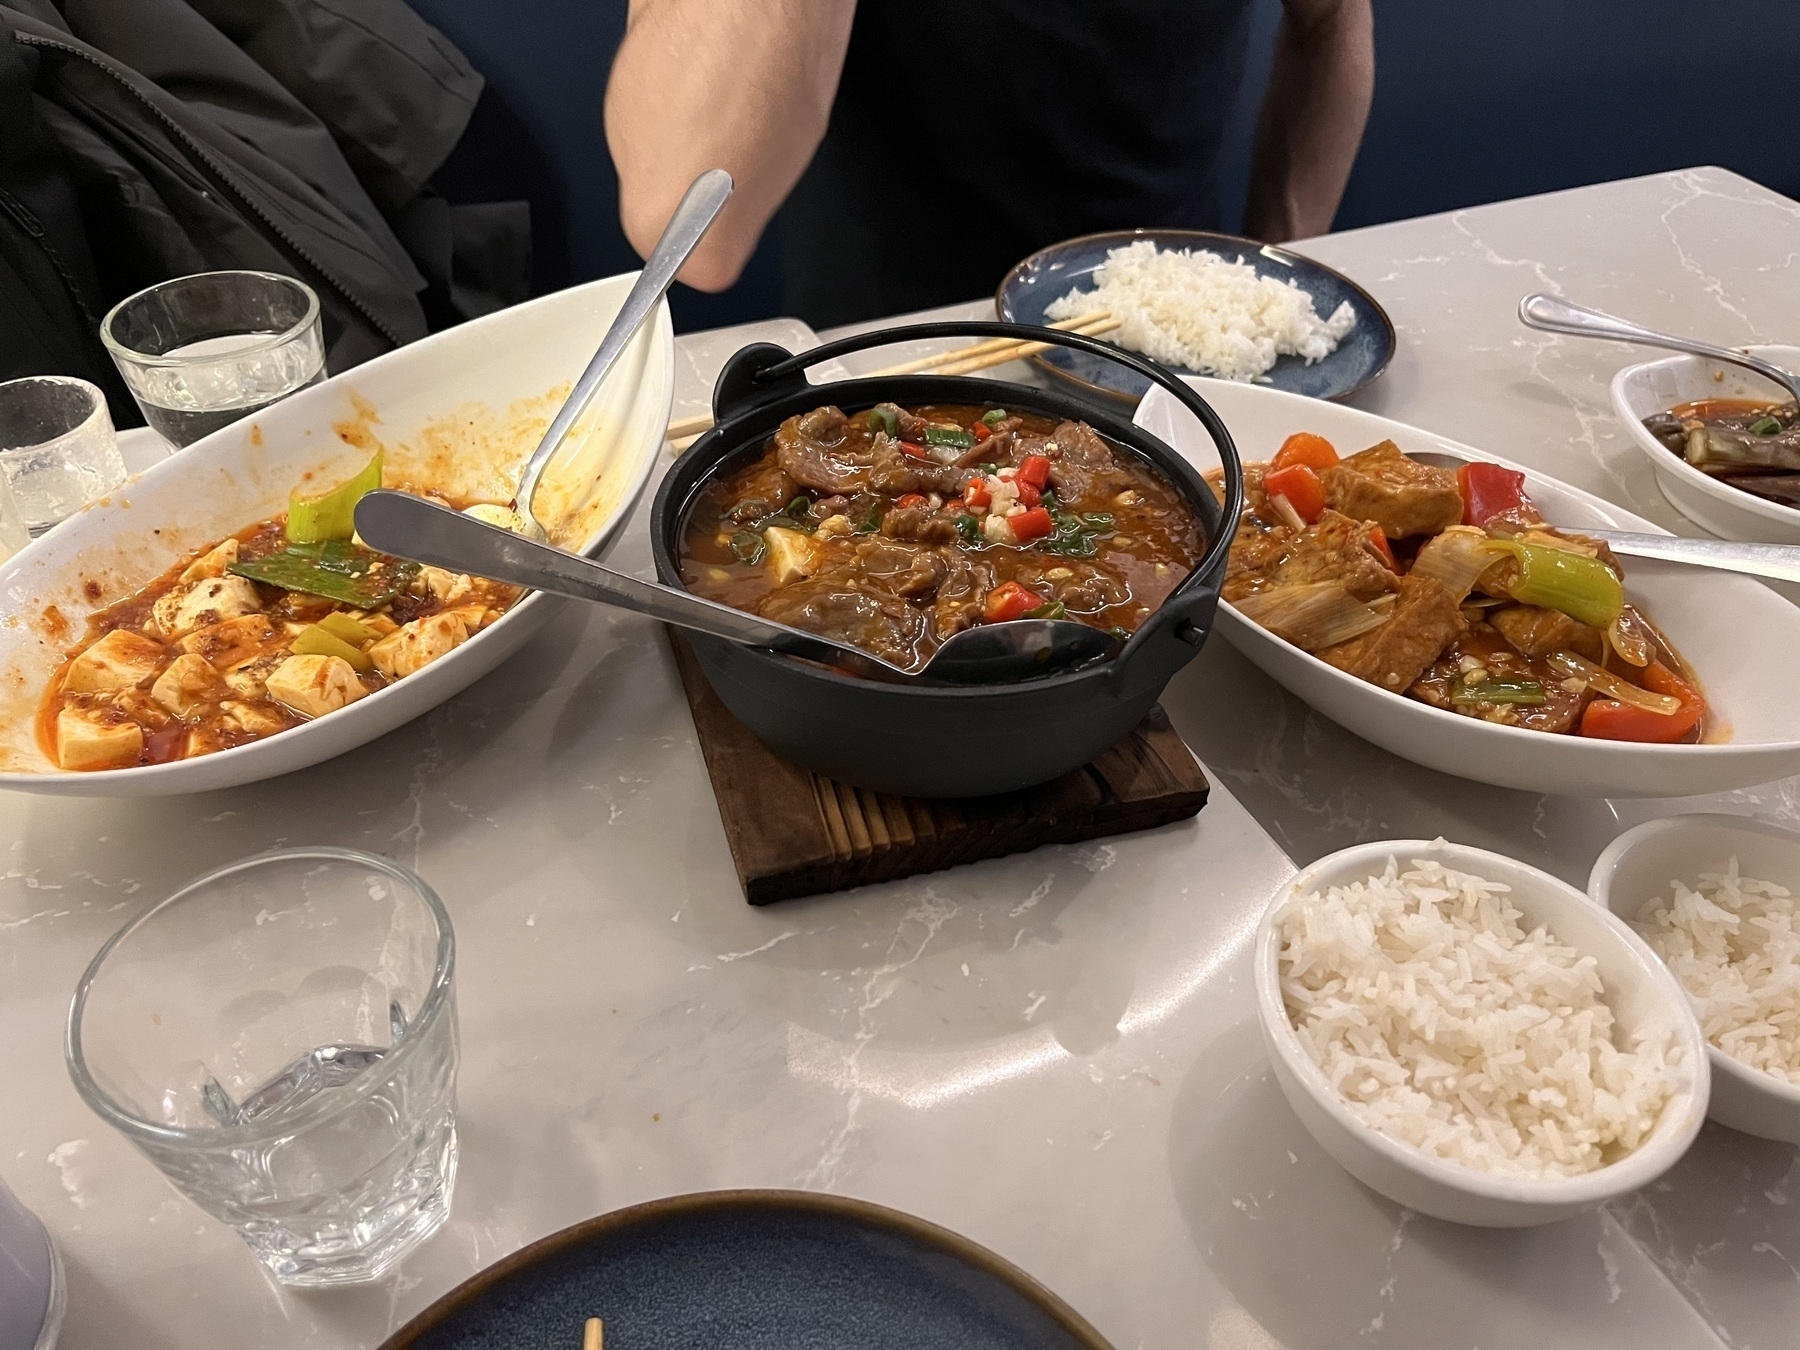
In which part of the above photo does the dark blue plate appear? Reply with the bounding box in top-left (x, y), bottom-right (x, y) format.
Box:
top-left (380, 1190), bottom-right (1113, 1350)
top-left (996, 229), bottom-right (1395, 404)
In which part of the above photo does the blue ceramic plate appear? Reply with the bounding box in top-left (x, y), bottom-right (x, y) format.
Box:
top-left (380, 1191), bottom-right (1113, 1350)
top-left (996, 229), bottom-right (1394, 404)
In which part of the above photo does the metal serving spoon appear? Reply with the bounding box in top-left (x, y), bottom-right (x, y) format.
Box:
top-left (1518, 294), bottom-right (1800, 404)
top-left (510, 169), bottom-right (734, 540)
top-left (354, 491), bottom-right (1122, 683)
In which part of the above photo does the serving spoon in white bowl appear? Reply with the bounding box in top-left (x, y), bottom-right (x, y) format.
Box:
top-left (505, 168), bottom-right (734, 541)
top-left (1519, 294), bottom-right (1800, 405)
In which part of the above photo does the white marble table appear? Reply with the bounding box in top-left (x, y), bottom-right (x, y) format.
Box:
top-left (5, 166), bottom-right (1799, 1350)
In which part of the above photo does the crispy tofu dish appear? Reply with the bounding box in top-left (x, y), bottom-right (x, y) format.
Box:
top-left (1210, 433), bottom-right (1709, 743)
top-left (42, 452), bottom-right (520, 771)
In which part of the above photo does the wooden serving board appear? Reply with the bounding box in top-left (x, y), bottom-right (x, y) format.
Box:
top-left (668, 634), bottom-right (1209, 904)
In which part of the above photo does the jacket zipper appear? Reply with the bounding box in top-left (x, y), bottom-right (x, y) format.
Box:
top-left (0, 185), bottom-right (104, 328)
top-left (14, 32), bottom-right (406, 346)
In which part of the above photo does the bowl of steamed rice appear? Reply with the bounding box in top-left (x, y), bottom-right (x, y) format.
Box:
top-left (1253, 838), bottom-right (1709, 1227)
top-left (1590, 814), bottom-right (1800, 1146)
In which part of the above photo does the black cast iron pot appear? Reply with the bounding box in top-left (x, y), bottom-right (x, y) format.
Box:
top-left (650, 322), bottom-right (1244, 798)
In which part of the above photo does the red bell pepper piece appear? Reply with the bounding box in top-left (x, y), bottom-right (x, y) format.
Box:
top-left (1009, 506), bottom-right (1055, 543)
top-left (1263, 464), bottom-right (1326, 524)
top-left (983, 580), bottom-right (1037, 623)
top-left (1366, 525), bottom-right (1397, 570)
top-left (1016, 454), bottom-right (1052, 490)
top-left (1578, 664), bottom-right (1706, 743)
top-left (1271, 432), bottom-right (1339, 473)
top-left (1458, 461), bottom-right (1536, 527)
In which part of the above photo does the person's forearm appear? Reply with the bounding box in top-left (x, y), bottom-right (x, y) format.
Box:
top-left (605, 0), bottom-right (856, 291)
top-left (1243, 0), bottom-right (1373, 243)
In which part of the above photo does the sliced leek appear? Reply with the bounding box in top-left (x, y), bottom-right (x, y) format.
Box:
top-left (287, 450), bottom-right (382, 543)
top-left (1235, 582), bottom-right (1396, 651)
top-left (1544, 651), bottom-right (1681, 715)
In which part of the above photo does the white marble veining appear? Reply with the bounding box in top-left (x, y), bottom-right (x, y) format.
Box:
top-left (4, 167), bottom-right (1799, 1350)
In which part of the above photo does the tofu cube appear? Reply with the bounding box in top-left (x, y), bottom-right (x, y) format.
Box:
top-left (55, 707), bottom-right (144, 771)
top-left (221, 700), bottom-right (292, 737)
top-left (150, 653), bottom-right (227, 716)
top-left (223, 649), bottom-right (289, 700)
top-left (178, 537), bottom-right (240, 583)
top-left (368, 611), bottom-right (474, 679)
top-left (63, 630), bottom-right (166, 695)
top-left (151, 576), bottom-right (263, 639)
top-left (177, 613), bottom-right (278, 670)
top-left (762, 526), bottom-right (820, 586)
top-left (414, 566), bottom-right (475, 604)
top-left (264, 654), bottom-right (369, 719)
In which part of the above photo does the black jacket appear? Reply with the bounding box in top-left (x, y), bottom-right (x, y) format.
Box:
top-left (0, 0), bottom-right (528, 423)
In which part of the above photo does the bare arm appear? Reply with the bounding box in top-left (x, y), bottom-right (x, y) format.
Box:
top-left (1243, 0), bottom-right (1374, 243)
top-left (604, 0), bottom-right (856, 292)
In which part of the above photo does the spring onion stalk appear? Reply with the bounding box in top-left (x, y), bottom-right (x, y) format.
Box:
top-left (981, 408), bottom-right (1008, 427)
top-left (868, 406), bottom-right (900, 437)
top-left (1487, 539), bottom-right (1624, 628)
top-left (1409, 526), bottom-right (1497, 604)
top-left (1452, 677), bottom-right (1547, 706)
top-left (291, 624), bottom-right (374, 672)
top-left (923, 426), bottom-right (976, 450)
top-left (1544, 651), bottom-right (1682, 715)
top-left (287, 451), bottom-right (382, 543)
top-left (1234, 583), bottom-right (1397, 651)
top-left (1750, 415), bottom-right (1783, 436)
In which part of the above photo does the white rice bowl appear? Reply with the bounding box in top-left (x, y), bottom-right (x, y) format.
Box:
top-left (1046, 240), bottom-right (1356, 382)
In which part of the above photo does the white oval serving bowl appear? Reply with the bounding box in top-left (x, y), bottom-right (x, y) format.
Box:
top-left (1136, 380), bottom-right (1800, 796)
top-left (1589, 813), bottom-right (1800, 1145)
top-left (1253, 838), bottom-right (1710, 1227)
top-left (1611, 344), bottom-right (1800, 544)
top-left (0, 273), bottom-right (674, 796)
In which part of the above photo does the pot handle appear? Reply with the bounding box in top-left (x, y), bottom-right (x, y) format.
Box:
top-left (729, 320), bottom-right (1245, 603)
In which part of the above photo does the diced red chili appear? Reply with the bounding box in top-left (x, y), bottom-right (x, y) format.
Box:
top-left (1016, 481), bottom-right (1042, 509)
top-left (1263, 464), bottom-right (1326, 524)
top-left (1009, 506), bottom-right (1055, 543)
top-left (964, 478), bottom-right (991, 509)
top-left (1367, 525), bottom-right (1396, 570)
top-left (899, 440), bottom-right (929, 460)
top-left (1016, 454), bottom-right (1051, 490)
top-left (983, 580), bottom-right (1037, 624)
top-left (973, 421), bottom-right (992, 441)
top-left (894, 493), bottom-right (927, 509)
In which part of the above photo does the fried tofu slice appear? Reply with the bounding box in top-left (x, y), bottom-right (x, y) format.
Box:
top-left (1489, 604), bottom-right (1606, 662)
top-left (1321, 441), bottom-right (1464, 538)
top-left (367, 609), bottom-right (478, 679)
top-left (63, 630), bottom-right (165, 695)
top-left (150, 653), bottom-right (228, 716)
top-left (178, 537), bottom-right (240, 583)
top-left (55, 707), bottom-right (144, 771)
top-left (150, 575), bottom-right (263, 639)
top-left (265, 654), bottom-right (369, 719)
top-left (1223, 508), bottom-right (1398, 604)
top-left (1318, 573), bottom-right (1466, 693)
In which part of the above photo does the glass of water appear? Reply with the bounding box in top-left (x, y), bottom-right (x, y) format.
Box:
top-left (66, 848), bottom-right (458, 1287)
top-left (100, 270), bottom-right (327, 448)
top-left (0, 376), bottom-right (127, 537)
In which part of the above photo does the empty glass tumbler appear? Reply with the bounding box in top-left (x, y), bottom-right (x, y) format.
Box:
top-left (100, 270), bottom-right (327, 447)
top-left (66, 848), bottom-right (459, 1287)
top-left (0, 376), bottom-right (126, 537)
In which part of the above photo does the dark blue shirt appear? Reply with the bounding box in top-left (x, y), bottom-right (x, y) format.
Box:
top-left (779, 0), bottom-right (1255, 327)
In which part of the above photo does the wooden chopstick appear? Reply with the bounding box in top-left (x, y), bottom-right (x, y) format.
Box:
top-left (661, 310), bottom-right (1119, 444)
top-left (584, 1317), bottom-right (604, 1350)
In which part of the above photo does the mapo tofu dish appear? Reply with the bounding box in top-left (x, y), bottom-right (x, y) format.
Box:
top-left (679, 402), bottom-right (1205, 672)
top-left (1643, 398), bottom-right (1800, 508)
top-left (1214, 433), bottom-right (1707, 742)
top-left (43, 453), bottom-right (521, 771)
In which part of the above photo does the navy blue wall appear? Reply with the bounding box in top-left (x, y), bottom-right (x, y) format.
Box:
top-left (412, 0), bottom-right (1800, 329)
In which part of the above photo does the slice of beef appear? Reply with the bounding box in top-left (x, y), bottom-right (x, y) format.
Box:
top-left (854, 539), bottom-right (948, 599)
top-left (1321, 440), bottom-right (1463, 537)
top-left (758, 578), bottom-right (927, 670)
top-left (775, 405), bottom-right (965, 496)
top-left (932, 551), bottom-right (993, 638)
top-left (1318, 573), bottom-right (1465, 693)
top-left (1489, 604), bottom-right (1605, 661)
top-left (1046, 421), bottom-right (1129, 504)
top-left (881, 504), bottom-right (959, 544)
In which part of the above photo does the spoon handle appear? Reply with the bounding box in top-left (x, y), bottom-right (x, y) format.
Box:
top-left (1518, 294), bottom-right (1800, 404)
top-left (516, 169), bottom-right (734, 526)
top-left (352, 490), bottom-right (881, 668)
top-left (1582, 528), bottom-right (1800, 585)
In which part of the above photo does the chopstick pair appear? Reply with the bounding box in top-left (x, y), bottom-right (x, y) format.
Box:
top-left (661, 310), bottom-right (1120, 445)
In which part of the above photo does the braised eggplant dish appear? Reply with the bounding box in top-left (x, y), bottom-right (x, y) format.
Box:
top-left (1212, 433), bottom-right (1707, 742)
top-left (679, 403), bottom-right (1205, 671)
top-left (1643, 398), bottom-right (1800, 508)
top-left (42, 453), bottom-right (521, 771)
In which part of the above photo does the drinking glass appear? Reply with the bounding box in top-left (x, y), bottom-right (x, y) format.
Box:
top-left (66, 848), bottom-right (458, 1287)
top-left (0, 1173), bottom-right (63, 1350)
top-left (0, 376), bottom-right (127, 537)
top-left (100, 270), bottom-right (327, 448)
